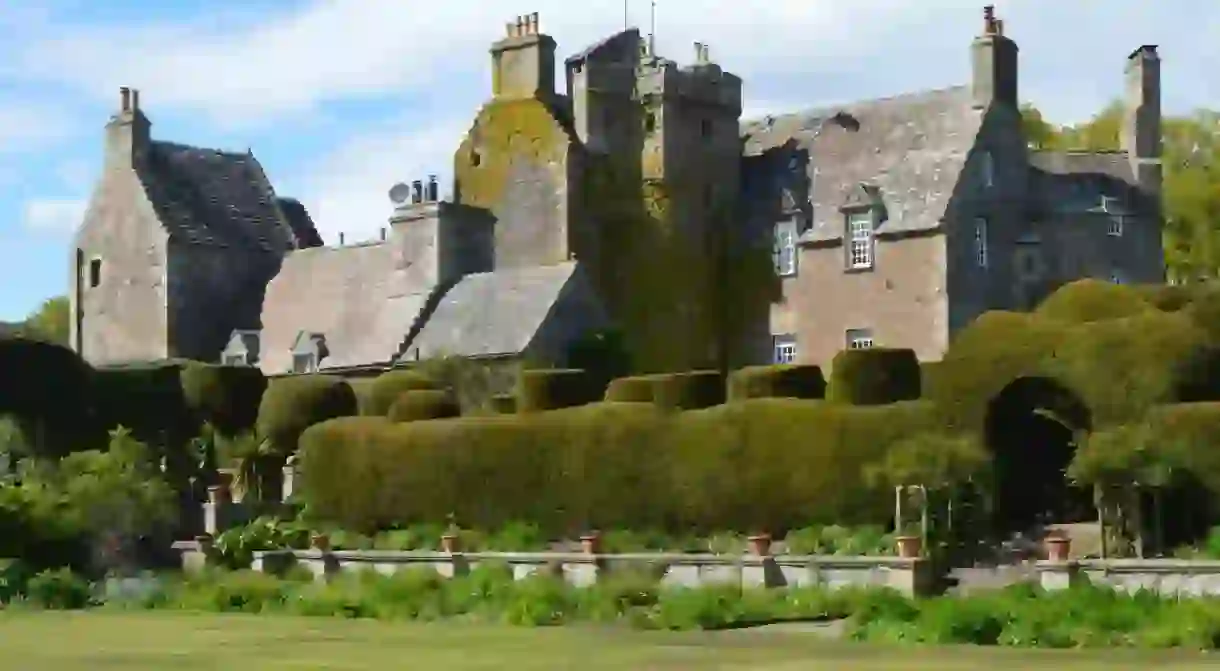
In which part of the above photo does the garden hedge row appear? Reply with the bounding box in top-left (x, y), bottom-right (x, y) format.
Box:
top-left (603, 371), bottom-right (725, 410)
top-left (256, 375), bottom-right (357, 455)
top-left (515, 369), bottom-right (605, 412)
top-left (826, 348), bottom-right (921, 406)
top-left (387, 390), bottom-right (461, 423)
top-left (363, 370), bottom-right (439, 416)
top-left (726, 364), bottom-right (825, 401)
top-left (298, 398), bottom-right (938, 534)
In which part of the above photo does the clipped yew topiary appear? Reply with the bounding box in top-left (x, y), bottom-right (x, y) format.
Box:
top-left (604, 375), bottom-right (657, 403)
top-left (1035, 278), bottom-right (1154, 324)
top-left (93, 361), bottom-right (197, 444)
top-left (297, 416), bottom-right (396, 532)
top-left (490, 393), bottom-right (517, 414)
top-left (727, 364), bottom-right (825, 401)
top-left (256, 374), bottom-right (358, 455)
top-left (651, 370), bottom-right (725, 410)
top-left (387, 390), bottom-right (461, 423)
top-left (515, 369), bottom-right (605, 412)
top-left (0, 337), bottom-right (96, 456)
top-left (826, 348), bottom-right (921, 406)
top-left (179, 362), bottom-right (267, 436)
top-left (364, 370), bottom-right (440, 417)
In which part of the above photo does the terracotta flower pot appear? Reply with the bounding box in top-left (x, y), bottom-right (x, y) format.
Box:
top-left (1045, 535), bottom-right (1071, 562)
top-left (310, 532), bottom-right (330, 552)
top-left (896, 535), bottom-right (922, 559)
top-left (747, 533), bottom-right (773, 556)
top-left (580, 532), bottom-right (602, 555)
top-left (440, 533), bottom-right (460, 554)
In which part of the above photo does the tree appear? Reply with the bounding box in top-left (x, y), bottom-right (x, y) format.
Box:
top-left (1021, 103), bottom-right (1220, 283)
top-left (15, 296), bottom-right (69, 345)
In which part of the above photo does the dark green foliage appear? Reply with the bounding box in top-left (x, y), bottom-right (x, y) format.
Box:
top-left (727, 364), bottom-right (825, 401)
top-left (490, 394), bottom-right (517, 414)
top-left (364, 370), bottom-right (440, 417)
top-left (0, 338), bottom-right (95, 456)
top-left (1035, 279), bottom-right (1154, 323)
top-left (919, 361), bottom-right (941, 398)
top-left (92, 362), bottom-right (197, 445)
top-left (651, 371), bottom-right (725, 410)
top-left (565, 328), bottom-right (632, 388)
top-left (387, 390), bottom-right (462, 423)
top-left (827, 348), bottom-right (921, 406)
top-left (179, 362), bottom-right (267, 436)
top-left (256, 375), bottom-right (358, 455)
top-left (515, 369), bottom-right (604, 412)
top-left (298, 399), bottom-right (935, 534)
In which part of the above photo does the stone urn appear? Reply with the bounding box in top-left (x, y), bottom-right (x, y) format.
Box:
top-left (896, 535), bottom-right (923, 559)
top-left (747, 533), bottom-right (773, 557)
top-left (440, 533), bottom-right (460, 554)
top-left (1044, 534), bottom-right (1072, 562)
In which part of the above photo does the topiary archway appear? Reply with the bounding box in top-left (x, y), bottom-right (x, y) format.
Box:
top-left (984, 376), bottom-right (1092, 532)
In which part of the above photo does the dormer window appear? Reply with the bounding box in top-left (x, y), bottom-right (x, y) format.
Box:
top-left (223, 353), bottom-right (248, 366)
top-left (290, 331), bottom-right (328, 375)
top-left (292, 353), bottom-right (318, 374)
top-left (847, 211), bottom-right (874, 270)
top-left (222, 329), bottom-right (261, 367)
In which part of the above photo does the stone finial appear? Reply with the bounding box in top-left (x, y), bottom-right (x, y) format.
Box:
top-left (119, 86), bottom-right (131, 112)
top-left (983, 5), bottom-right (998, 35)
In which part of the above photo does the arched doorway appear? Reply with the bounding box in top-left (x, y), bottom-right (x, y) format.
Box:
top-left (984, 376), bottom-right (1092, 533)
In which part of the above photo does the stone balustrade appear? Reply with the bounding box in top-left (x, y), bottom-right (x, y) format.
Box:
top-left (1037, 558), bottom-right (1220, 596)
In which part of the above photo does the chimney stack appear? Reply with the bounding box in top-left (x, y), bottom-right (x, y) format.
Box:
top-left (119, 86), bottom-right (131, 112)
top-left (380, 227), bottom-right (387, 241)
top-left (491, 13), bottom-right (556, 100)
top-left (131, 89), bottom-right (140, 111)
top-left (971, 5), bottom-right (1018, 109)
top-left (1123, 45), bottom-right (1162, 199)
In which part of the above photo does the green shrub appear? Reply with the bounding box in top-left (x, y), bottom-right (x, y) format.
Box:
top-left (180, 362), bottom-right (266, 436)
top-left (604, 376), bottom-right (657, 403)
top-left (827, 348), bottom-right (921, 406)
top-left (1133, 283), bottom-right (1200, 312)
top-left (347, 378), bottom-right (377, 415)
top-left (1035, 279), bottom-right (1154, 323)
top-left (515, 369), bottom-right (604, 412)
top-left (256, 375), bottom-right (358, 455)
top-left (24, 568), bottom-right (91, 609)
top-left (727, 364), bottom-right (825, 401)
top-left (364, 370), bottom-right (440, 417)
top-left (297, 417), bottom-right (395, 533)
top-left (387, 390), bottom-right (462, 423)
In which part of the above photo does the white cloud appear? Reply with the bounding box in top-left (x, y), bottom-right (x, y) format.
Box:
top-left (21, 199), bottom-right (86, 234)
top-left (0, 105), bottom-right (78, 154)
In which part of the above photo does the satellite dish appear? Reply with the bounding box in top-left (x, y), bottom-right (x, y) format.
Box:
top-left (388, 182), bottom-right (411, 205)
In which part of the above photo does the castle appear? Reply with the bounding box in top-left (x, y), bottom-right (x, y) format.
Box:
top-left (69, 7), bottom-right (1164, 376)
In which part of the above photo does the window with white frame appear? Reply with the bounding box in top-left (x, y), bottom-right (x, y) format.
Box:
top-left (223, 353), bottom-right (247, 367)
top-left (1100, 195), bottom-right (1124, 236)
top-left (772, 334), bottom-right (797, 364)
top-left (846, 328), bottom-right (874, 350)
top-left (774, 220), bottom-right (797, 276)
top-left (847, 211), bottom-right (873, 269)
top-left (974, 217), bottom-right (989, 269)
top-left (292, 353), bottom-right (317, 374)
top-left (981, 150), bottom-right (994, 188)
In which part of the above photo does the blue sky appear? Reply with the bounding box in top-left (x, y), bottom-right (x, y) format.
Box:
top-left (0, 0), bottom-right (1216, 320)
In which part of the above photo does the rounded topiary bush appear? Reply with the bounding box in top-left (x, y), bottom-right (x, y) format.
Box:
top-left (93, 362), bottom-right (196, 444)
top-left (1035, 279), bottom-right (1153, 324)
top-left (515, 369), bottom-right (604, 412)
top-left (826, 348), bottom-right (921, 406)
top-left (180, 362), bottom-right (267, 435)
top-left (387, 390), bottom-right (461, 423)
top-left (727, 364), bottom-right (825, 401)
top-left (651, 371), bottom-right (725, 410)
top-left (604, 376), bottom-right (657, 403)
top-left (256, 375), bottom-right (358, 455)
top-left (364, 370), bottom-right (440, 417)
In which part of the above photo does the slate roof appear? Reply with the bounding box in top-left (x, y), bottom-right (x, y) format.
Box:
top-left (741, 86), bottom-right (984, 243)
top-left (401, 261), bottom-right (588, 361)
top-left (1028, 150), bottom-right (1142, 212)
top-left (138, 141), bottom-right (319, 251)
top-left (256, 241), bottom-right (434, 375)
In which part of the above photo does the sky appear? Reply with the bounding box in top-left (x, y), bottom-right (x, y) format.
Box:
top-left (0, 0), bottom-right (1216, 320)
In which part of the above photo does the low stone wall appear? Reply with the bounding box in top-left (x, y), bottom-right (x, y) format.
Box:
top-left (249, 549), bottom-right (936, 597)
top-left (1038, 559), bottom-right (1220, 596)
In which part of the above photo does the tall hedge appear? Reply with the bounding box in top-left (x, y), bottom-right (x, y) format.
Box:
top-left (364, 370), bottom-right (439, 417)
top-left (256, 375), bottom-right (357, 455)
top-left (179, 362), bottom-right (266, 436)
top-left (515, 369), bottom-right (605, 412)
top-left (1035, 279), bottom-right (1154, 324)
top-left (727, 364), bottom-right (825, 401)
top-left (826, 348), bottom-right (921, 406)
top-left (387, 390), bottom-right (461, 423)
top-left (0, 337), bottom-right (96, 456)
top-left (93, 362), bottom-right (196, 444)
top-left (297, 398), bottom-right (938, 534)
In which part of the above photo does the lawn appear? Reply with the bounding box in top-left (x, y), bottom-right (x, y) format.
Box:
top-left (0, 612), bottom-right (1213, 670)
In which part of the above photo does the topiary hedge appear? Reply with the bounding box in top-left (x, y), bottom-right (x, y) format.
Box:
top-left (387, 390), bottom-right (461, 423)
top-left (490, 394), bottom-right (517, 414)
top-left (1035, 279), bottom-right (1154, 324)
top-left (256, 375), bottom-right (358, 455)
top-left (727, 364), bottom-right (825, 401)
top-left (364, 370), bottom-right (440, 417)
top-left (515, 369), bottom-right (605, 413)
top-left (604, 376), bottom-right (657, 403)
top-left (0, 338), bottom-right (96, 456)
top-left (297, 398), bottom-right (938, 534)
top-left (826, 348), bottom-right (921, 406)
top-left (92, 361), bottom-right (196, 444)
top-left (603, 372), bottom-right (725, 410)
top-left (179, 362), bottom-right (266, 436)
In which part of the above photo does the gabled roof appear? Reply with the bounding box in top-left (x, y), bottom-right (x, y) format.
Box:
top-left (401, 261), bottom-right (593, 361)
top-left (741, 86), bottom-right (983, 243)
top-left (137, 141), bottom-right (320, 251)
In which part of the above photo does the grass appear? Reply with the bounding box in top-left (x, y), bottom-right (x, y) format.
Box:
top-left (0, 611), bottom-right (1214, 670)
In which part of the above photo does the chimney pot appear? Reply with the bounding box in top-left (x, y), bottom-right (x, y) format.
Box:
top-left (380, 227), bottom-right (387, 241)
top-left (983, 5), bottom-right (997, 34)
top-left (427, 174), bottom-right (438, 202)
top-left (119, 86), bottom-right (131, 112)
top-left (411, 179), bottom-right (423, 204)
top-left (131, 89), bottom-right (140, 110)
top-left (339, 232), bottom-right (345, 245)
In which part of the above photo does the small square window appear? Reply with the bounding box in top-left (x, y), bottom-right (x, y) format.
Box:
top-left (772, 334), bottom-right (796, 364)
top-left (88, 258), bottom-right (102, 288)
top-left (846, 328), bottom-right (874, 350)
